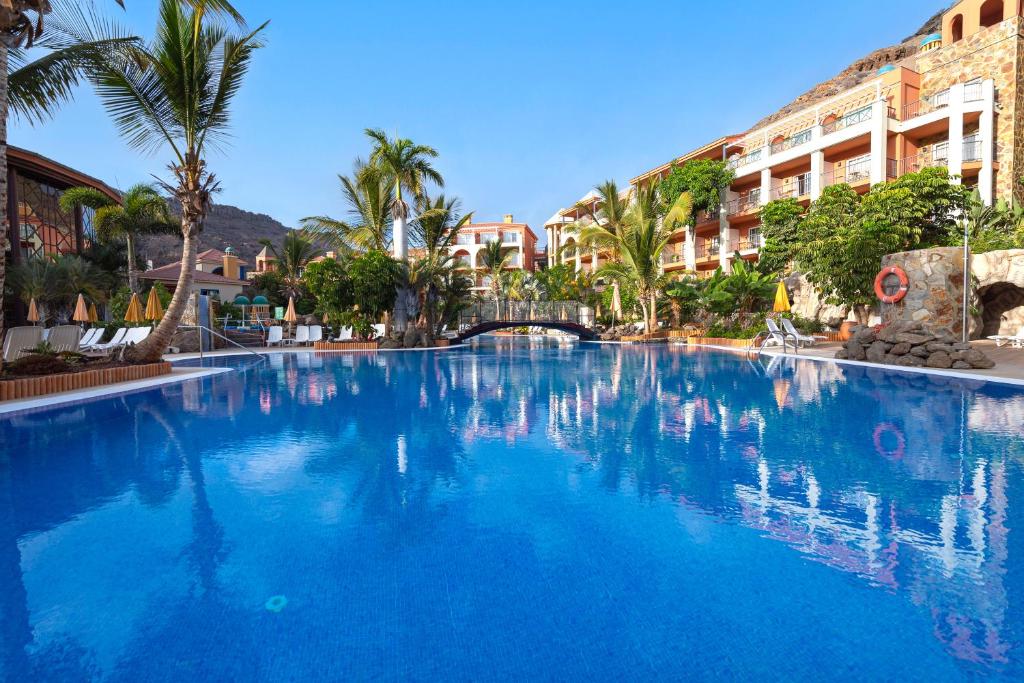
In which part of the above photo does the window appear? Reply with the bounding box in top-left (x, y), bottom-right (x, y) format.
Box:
top-left (502, 230), bottom-right (519, 243)
top-left (199, 289), bottom-right (221, 300)
top-left (747, 228), bottom-right (762, 247)
top-left (456, 233), bottom-right (473, 245)
top-left (846, 154), bottom-right (871, 181)
top-left (796, 172), bottom-right (812, 196)
top-left (933, 141), bottom-right (950, 163)
top-left (16, 174), bottom-right (78, 260)
top-left (951, 14), bottom-right (963, 42)
top-left (963, 134), bottom-right (982, 162)
top-left (479, 232), bottom-right (498, 244)
top-left (980, 0), bottom-right (1003, 28)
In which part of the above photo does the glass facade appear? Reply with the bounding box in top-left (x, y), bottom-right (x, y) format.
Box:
top-left (16, 174), bottom-right (79, 260)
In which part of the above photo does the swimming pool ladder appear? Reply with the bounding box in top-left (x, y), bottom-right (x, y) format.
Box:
top-left (178, 324), bottom-right (267, 363)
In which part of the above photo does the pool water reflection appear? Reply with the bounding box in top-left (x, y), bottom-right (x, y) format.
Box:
top-left (1, 337), bottom-right (1023, 680)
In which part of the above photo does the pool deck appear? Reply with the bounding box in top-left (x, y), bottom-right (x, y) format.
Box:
top-left (688, 339), bottom-right (1024, 386)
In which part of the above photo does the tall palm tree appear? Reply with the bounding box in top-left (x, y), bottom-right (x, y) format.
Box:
top-left (259, 232), bottom-right (317, 301)
top-left (579, 185), bottom-right (693, 332)
top-left (410, 193), bottom-right (472, 257)
top-left (364, 128), bottom-right (444, 260)
top-left (59, 183), bottom-right (176, 292)
top-left (479, 239), bottom-right (512, 302)
top-left (87, 0), bottom-right (265, 361)
top-left (300, 160), bottom-right (393, 253)
top-left (0, 0), bottom-right (138, 340)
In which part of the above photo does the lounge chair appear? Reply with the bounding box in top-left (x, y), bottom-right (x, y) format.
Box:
top-left (2, 326), bottom-right (44, 362)
top-left (47, 325), bottom-right (82, 353)
top-left (308, 325), bottom-right (323, 345)
top-left (85, 327), bottom-right (127, 352)
top-left (781, 318), bottom-right (816, 347)
top-left (266, 326), bottom-right (284, 347)
top-left (80, 328), bottom-right (103, 348)
top-left (372, 323), bottom-right (386, 339)
top-left (332, 326), bottom-right (352, 342)
top-left (284, 325), bottom-right (309, 346)
top-left (987, 326), bottom-right (1024, 348)
top-left (761, 319), bottom-right (798, 351)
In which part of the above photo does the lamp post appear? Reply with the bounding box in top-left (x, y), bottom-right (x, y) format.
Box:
top-left (961, 216), bottom-right (970, 344)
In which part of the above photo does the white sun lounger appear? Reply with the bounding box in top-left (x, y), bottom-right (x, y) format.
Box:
top-left (762, 319), bottom-right (799, 351)
top-left (987, 326), bottom-right (1024, 348)
top-left (265, 326), bottom-right (284, 346)
top-left (2, 326), bottom-right (44, 362)
top-left (781, 318), bottom-right (816, 347)
top-left (372, 323), bottom-right (386, 339)
top-left (47, 325), bottom-right (82, 353)
top-left (284, 325), bottom-right (309, 346)
top-left (307, 325), bottom-right (323, 344)
top-left (332, 326), bottom-right (353, 342)
top-left (84, 327), bottom-right (128, 353)
top-left (79, 328), bottom-right (103, 348)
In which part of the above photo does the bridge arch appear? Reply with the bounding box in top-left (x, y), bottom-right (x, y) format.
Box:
top-left (456, 320), bottom-right (598, 342)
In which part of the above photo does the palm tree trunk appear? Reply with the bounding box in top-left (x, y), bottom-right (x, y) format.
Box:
top-left (393, 215), bottom-right (406, 260)
top-left (129, 222), bottom-right (198, 363)
top-left (0, 40), bottom-right (9, 344)
top-left (126, 233), bottom-right (139, 293)
top-left (650, 293), bottom-right (658, 333)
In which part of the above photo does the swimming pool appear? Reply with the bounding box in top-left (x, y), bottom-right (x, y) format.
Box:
top-left (1, 338), bottom-right (1022, 680)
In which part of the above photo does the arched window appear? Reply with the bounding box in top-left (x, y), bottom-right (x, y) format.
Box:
top-left (980, 0), bottom-right (1003, 28)
top-left (951, 14), bottom-right (964, 41)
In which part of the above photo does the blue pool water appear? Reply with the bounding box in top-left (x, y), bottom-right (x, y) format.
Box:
top-left (1, 337), bottom-right (1024, 681)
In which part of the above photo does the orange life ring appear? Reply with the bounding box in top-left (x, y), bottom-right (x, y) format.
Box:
top-left (874, 266), bottom-right (909, 304)
top-left (873, 423), bottom-right (906, 460)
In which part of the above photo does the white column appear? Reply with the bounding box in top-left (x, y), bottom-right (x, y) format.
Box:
top-left (810, 150), bottom-right (824, 200)
top-left (869, 99), bottom-right (888, 184)
top-left (759, 168), bottom-right (772, 205)
top-left (684, 224), bottom-right (696, 270)
top-left (947, 83), bottom-right (965, 183)
top-left (718, 207), bottom-right (731, 272)
top-left (590, 246), bottom-right (598, 272)
top-left (979, 79), bottom-right (995, 205)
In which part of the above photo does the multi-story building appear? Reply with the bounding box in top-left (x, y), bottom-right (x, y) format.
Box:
top-left (549, 0), bottom-right (1020, 278)
top-left (448, 214), bottom-right (537, 293)
top-left (543, 188), bottom-right (627, 274)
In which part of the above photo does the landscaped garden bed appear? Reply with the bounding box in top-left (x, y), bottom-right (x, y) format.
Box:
top-left (686, 336), bottom-right (755, 349)
top-left (835, 322), bottom-right (995, 369)
top-left (312, 341), bottom-right (379, 351)
top-left (0, 360), bottom-right (172, 401)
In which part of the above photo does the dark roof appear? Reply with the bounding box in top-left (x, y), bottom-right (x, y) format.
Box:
top-left (139, 262), bottom-right (246, 285)
top-left (8, 146), bottom-right (121, 203)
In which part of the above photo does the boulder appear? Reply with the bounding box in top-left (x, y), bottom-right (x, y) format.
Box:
top-left (910, 346), bottom-right (932, 358)
top-left (925, 351), bottom-right (953, 369)
top-left (952, 342), bottom-right (972, 351)
top-left (890, 342), bottom-right (912, 356)
top-left (853, 328), bottom-right (876, 345)
top-left (379, 338), bottom-right (402, 349)
top-left (960, 349), bottom-right (995, 369)
top-left (952, 361), bottom-right (972, 369)
top-left (893, 332), bottom-right (934, 345)
top-left (895, 354), bottom-right (926, 367)
top-left (846, 341), bottom-right (866, 361)
top-left (866, 341), bottom-right (889, 363)
top-left (403, 326), bottom-right (420, 348)
top-left (834, 348), bottom-right (850, 360)
top-left (925, 342), bottom-right (954, 353)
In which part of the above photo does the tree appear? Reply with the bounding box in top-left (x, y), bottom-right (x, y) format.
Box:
top-left (657, 159), bottom-right (735, 217)
top-left (259, 232), bottom-right (317, 300)
top-left (705, 258), bottom-right (777, 315)
top-left (300, 160), bottom-right (393, 253)
top-left (349, 250), bottom-right (402, 323)
top-left (947, 190), bottom-right (1023, 253)
top-left (0, 0), bottom-right (138, 340)
top-left (479, 239), bottom-right (511, 301)
top-left (410, 193), bottom-right (472, 257)
top-left (301, 257), bottom-right (353, 322)
top-left (7, 254), bottom-right (106, 323)
top-left (859, 167), bottom-right (969, 248)
top-left (757, 198), bottom-right (804, 275)
top-left (87, 0), bottom-right (265, 361)
top-left (661, 277), bottom-right (702, 327)
top-left (364, 128), bottom-right (443, 259)
top-left (59, 183), bottom-right (176, 292)
top-left (580, 184), bottom-right (693, 331)
top-left (406, 193), bottom-right (473, 336)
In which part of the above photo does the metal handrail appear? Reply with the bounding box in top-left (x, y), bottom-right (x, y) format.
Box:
top-left (178, 324), bottom-right (267, 363)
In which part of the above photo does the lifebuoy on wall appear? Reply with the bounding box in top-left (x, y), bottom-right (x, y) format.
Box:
top-left (874, 266), bottom-right (909, 304)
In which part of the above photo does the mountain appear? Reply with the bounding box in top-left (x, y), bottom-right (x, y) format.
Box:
top-left (138, 202), bottom-right (296, 268)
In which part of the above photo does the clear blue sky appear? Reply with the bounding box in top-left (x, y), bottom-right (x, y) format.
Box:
top-left (15, 0), bottom-right (941, 243)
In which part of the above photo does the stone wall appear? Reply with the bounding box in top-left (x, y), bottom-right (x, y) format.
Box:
top-left (972, 249), bottom-right (1024, 335)
top-left (880, 247), bottom-right (967, 337)
top-left (915, 17), bottom-right (1024, 201)
top-left (784, 272), bottom-right (849, 327)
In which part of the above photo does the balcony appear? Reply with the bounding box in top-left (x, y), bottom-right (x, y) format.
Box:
top-left (726, 148), bottom-right (764, 171)
top-left (726, 192), bottom-right (761, 216)
top-left (662, 251), bottom-right (686, 268)
top-left (695, 243), bottom-right (720, 264)
top-left (770, 173), bottom-right (812, 201)
top-left (821, 105), bottom-right (872, 135)
top-left (769, 128), bottom-right (813, 155)
top-left (900, 88), bottom-right (955, 121)
top-left (963, 138), bottom-right (983, 163)
top-left (964, 80), bottom-right (983, 103)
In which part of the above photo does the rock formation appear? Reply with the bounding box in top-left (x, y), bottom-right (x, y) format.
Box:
top-left (835, 321), bottom-right (994, 369)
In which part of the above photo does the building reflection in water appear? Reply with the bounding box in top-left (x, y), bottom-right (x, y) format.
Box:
top-left (0, 339), bottom-right (1021, 677)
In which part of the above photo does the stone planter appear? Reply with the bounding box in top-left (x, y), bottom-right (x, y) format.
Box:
top-left (0, 362), bottom-right (172, 402)
top-left (686, 336), bottom-right (756, 349)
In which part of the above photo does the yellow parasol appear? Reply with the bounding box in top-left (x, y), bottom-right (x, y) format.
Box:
top-left (87, 302), bottom-right (99, 323)
top-left (124, 292), bottom-right (145, 325)
top-left (26, 298), bottom-right (39, 324)
top-left (773, 281), bottom-right (791, 313)
top-left (144, 287), bottom-right (164, 321)
top-left (72, 294), bottom-right (90, 324)
top-left (284, 297), bottom-right (297, 323)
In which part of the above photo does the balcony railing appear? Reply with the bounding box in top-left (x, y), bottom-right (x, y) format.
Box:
top-left (901, 88), bottom-right (951, 121)
top-left (963, 80), bottom-right (983, 103)
top-left (822, 157), bottom-right (873, 187)
top-left (694, 208), bottom-right (718, 225)
top-left (726, 193), bottom-right (761, 215)
top-left (769, 129), bottom-right (813, 155)
top-left (821, 105), bottom-right (873, 135)
top-left (695, 244), bottom-right (720, 262)
top-left (726, 148), bottom-right (763, 171)
top-left (770, 173), bottom-right (812, 200)
top-left (662, 252), bottom-right (686, 266)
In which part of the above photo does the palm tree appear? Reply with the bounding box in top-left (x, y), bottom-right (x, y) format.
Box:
top-left (59, 183), bottom-right (176, 292)
top-left (300, 160), bottom-right (393, 253)
top-left (364, 128), bottom-right (444, 260)
top-left (259, 232), bottom-right (318, 301)
top-left (410, 193), bottom-right (472, 257)
top-left (579, 185), bottom-right (693, 332)
top-left (479, 239), bottom-right (512, 302)
top-left (0, 0), bottom-right (139, 340)
top-left (86, 0), bottom-right (265, 361)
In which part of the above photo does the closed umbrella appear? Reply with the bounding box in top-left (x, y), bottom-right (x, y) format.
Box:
top-left (124, 292), bottom-right (145, 325)
top-left (72, 294), bottom-right (90, 324)
top-left (87, 302), bottom-right (99, 324)
top-left (26, 298), bottom-right (39, 325)
top-left (284, 297), bottom-right (297, 336)
top-left (773, 281), bottom-right (791, 313)
top-left (145, 287), bottom-right (164, 321)
top-left (610, 281), bottom-right (622, 327)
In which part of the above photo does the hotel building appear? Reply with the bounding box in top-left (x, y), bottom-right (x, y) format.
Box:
top-left (548, 0), bottom-right (1021, 277)
top-left (448, 215), bottom-right (538, 293)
